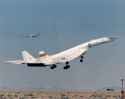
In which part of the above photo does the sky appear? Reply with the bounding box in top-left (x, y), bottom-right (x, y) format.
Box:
top-left (0, 0), bottom-right (124, 90)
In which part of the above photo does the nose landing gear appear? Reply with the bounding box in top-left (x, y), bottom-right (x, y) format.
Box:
top-left (80, 56), bottom-right (84, 63)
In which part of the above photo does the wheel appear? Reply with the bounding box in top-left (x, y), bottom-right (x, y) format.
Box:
top-left (50, 64), bottom-right (57, 69)
top-left (81, 56), bottom-right (84, 59)
top-left (66, 61), bottom-right (69, 65)
top-left (63, 65), bottom-right (70, 70)
top-left (80, 59), bottom-right (83, 63)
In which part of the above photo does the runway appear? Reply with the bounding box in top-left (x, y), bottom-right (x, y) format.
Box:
top-left (0, 90), bottom-right (121, 99)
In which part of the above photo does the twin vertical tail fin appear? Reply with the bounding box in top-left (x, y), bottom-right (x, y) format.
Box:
top-left (22, 51), bottom-right (36, 63)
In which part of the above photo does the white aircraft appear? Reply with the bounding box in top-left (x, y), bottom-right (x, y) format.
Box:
top-left (6, 37), bottom-right (116, 70)
top-left (24, 33), bottom-right (40, 38)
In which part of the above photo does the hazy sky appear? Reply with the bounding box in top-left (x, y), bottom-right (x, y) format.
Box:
top-left (0, 0), bottom-right (124, 90)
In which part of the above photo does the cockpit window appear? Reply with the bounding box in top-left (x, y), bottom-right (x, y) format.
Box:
top-left (38, 51), bottom-right (48, 57)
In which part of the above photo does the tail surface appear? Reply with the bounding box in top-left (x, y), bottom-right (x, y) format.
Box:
top-left (22, 51), bottom-right (36, 63)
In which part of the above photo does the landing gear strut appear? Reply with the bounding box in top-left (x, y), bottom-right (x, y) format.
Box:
top-left (50, 64), bottom-right (57, 69)
top-left (63, 62), bottom-right (70, 70)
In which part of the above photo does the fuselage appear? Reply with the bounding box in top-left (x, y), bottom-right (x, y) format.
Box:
top-left (26, 37), bottom-right (113, 66)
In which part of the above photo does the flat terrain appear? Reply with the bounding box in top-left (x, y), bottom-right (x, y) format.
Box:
top-left (0, 90), bottom-right (122, 99)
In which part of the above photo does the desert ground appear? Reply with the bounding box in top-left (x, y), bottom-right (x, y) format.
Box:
top-left (0, 90), bottom-right (122, 99)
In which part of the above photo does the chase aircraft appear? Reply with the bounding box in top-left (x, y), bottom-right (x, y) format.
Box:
top-left (6, 37), bottom-right (116, 70)
top-left (24, 33), bottom-right (40, 38)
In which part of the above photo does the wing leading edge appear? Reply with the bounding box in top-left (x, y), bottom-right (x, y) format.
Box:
top-left (51, 37), bottom-right (115, 64)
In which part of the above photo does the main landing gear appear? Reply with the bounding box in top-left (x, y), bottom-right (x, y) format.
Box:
top-left (50, 64), bottom-right (57, 69)
top-left (50, 55), bottom-right (84, 70)
top-left (63, 62), bottom-right (70, 70)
